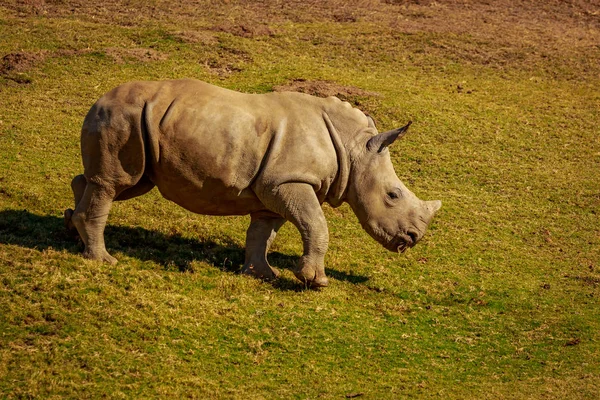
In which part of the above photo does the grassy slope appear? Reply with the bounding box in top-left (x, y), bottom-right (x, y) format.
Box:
top-left (1, 1), bottom-right (599, 398)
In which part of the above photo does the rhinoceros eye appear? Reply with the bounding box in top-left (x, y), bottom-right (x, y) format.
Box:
top-left (387, 191), bottom-right (399, 200)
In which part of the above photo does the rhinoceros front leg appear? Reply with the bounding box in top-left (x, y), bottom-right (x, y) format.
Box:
top-left (258, 183), bottom-right (330, 288)
top-left (242, 212), bottom-right (286, 280)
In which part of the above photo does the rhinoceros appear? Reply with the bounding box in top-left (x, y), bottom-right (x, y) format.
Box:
top-left (64, 79), bottom-right (441, 287)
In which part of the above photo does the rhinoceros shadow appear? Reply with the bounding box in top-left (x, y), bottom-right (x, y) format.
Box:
top-left (0, 209), bottom-right (368, 290)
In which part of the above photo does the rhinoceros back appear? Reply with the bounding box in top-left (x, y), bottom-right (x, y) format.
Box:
top-left (81, 79), bottom-right (347, 216)
top-left (148, 80), bottom-right (283, 215)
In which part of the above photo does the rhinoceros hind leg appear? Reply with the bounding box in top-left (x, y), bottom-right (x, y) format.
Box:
top-left (64, 174), bottom-right (88, 237)
top-left (242, 212), bottom-right (286, 280)
top-left (64, 208), bottom-right (77, 237)
top-left (70, 181), bottom-right (117, 264)
top-left (256, 183), bottom-right (330, 288)
top-left (71, 174), bottom-right (87, 208)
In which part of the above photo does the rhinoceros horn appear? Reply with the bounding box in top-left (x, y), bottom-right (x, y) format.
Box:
top-left (425, 199), bottom-right (442, 221)
top-left (366, 115), bottom-right (377, 129)
top-left (367, 121), bottom-right (412, 153)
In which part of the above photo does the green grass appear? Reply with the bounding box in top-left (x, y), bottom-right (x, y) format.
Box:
top-left (1, 1), bottom-right (599, 398)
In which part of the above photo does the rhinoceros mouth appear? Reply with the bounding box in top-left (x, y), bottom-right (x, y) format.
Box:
top-left (386, 232), bottom-right (419, 253)
top-left (397, 239), bottom-right (409, 253)
top-left (388, 235), bottom-right (409, 253)
top-left (364, 220), bottom-right (419, 253)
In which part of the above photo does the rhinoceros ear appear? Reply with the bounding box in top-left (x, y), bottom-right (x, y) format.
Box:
top-left (367, 121), bottom-right (412, 153)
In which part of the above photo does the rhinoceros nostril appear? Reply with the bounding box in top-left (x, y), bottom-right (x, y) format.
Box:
top-left (407, 231), bottom-right (419, 245)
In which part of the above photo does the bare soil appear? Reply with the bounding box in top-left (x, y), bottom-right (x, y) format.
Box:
top-left (172, 30), bottom-right (219, 45)
top-left (4, 0), bottom-right (599, 77)
top-left (273, 79), bottom-right (380, 99)
top-left (0, 47), bottom-right (167, 83)
top-left (203, 47), bottom-right (253, 77)
top-left (210, 22), bottom-right (275, 38)
top-left (0, 51), bottom-right (47, 83)
top-left (0, 51), bottom-right (47, 73)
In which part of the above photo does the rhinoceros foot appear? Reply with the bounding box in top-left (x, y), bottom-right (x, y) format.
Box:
top-left (82, 248), bottom-right (118, 265)
top-left (294, 266), bottom-right (329, 288)
top-left (242, 263), bottom-right (280, 281)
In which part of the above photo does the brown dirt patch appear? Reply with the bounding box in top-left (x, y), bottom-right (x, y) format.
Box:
top-left (0, 49), bottom-right (98, 84)
top-left (210, 22), bottom-right (275, 38)
top-left (172, 31), bottom-right (219, 45)
top-left (0, 51), bottom-right (47, 74)
top-left (3, 1), bottom-right (599, 77)
top-left (0, 51), bottom-right (48, 84)
top-left (104, 48), bottom-right (168, 64)
top-left (273, 79), bottom-right (383, 119)
top-left (273, 79), bottom-right (380, 99)
top-left (12, 0), bottom-right (47, 16)
top-left (332, 10), bottom-right (359, 23)
top-left (53, 49), bottom-right (94, 57)
top-left (203, 47), bottom-right (253, 77)
top-left (203, 58), bottom-right (244, 77)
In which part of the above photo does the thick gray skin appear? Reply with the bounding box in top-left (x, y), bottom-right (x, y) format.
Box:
top-left (64, 79), bottom-right (441, 287)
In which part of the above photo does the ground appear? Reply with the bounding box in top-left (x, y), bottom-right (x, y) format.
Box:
top-left (0, 0), bottom-right (599, 398)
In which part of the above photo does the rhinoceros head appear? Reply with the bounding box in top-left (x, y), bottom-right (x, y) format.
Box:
top-left (346, 120), bottom-right (441, 253)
